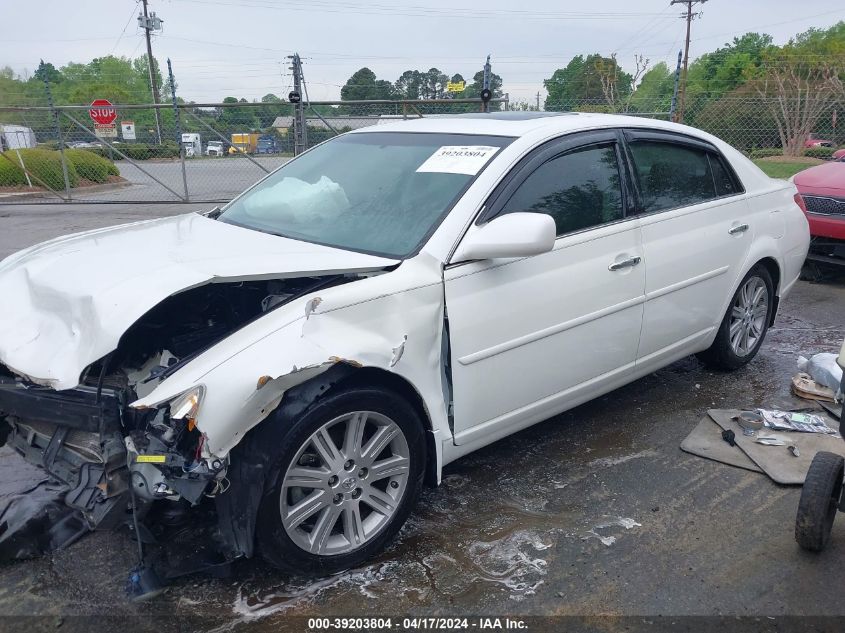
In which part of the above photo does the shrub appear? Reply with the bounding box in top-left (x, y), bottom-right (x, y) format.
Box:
top-left (0, 154), bottom-right (27, 186)
top-left (749, 148), bottom-right (783, 159)
top-left (803, 146), bottom-right (835, 160)
top-left (65, 149), bottom-right (119, 183)
top-left (13, 148), bottom-right (78, 189)
top-left (79, 142), bottom-right (180, 161)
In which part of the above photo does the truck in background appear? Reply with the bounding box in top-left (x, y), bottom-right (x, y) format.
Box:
top-left (229, 132), bottom-right (260, 155)
top-left (181, 133), bottom-right (202, 158)
top-left (205, 140), bottom-right (225, 157)
top-left (256, 135), bottom-right (282, 154)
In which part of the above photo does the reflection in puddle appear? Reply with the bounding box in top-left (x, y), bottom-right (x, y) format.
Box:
top-left (465, 530), bottom-right (550, 599)
top-left (582, 517), bottom-right (642, 546)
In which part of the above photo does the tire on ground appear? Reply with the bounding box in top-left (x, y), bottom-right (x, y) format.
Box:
top-left (795, 451), bottom-right (844, 552)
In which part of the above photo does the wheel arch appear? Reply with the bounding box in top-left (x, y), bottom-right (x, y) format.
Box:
top-left (755, 255), bottom-right (781, 326)
top-left (214, 362), bottom-right (440, 560)
top-left (331, 367), bottom-right (439, 488)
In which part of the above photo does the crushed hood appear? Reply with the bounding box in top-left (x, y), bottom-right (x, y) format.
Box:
top-left (0, 213), bottom-right (397, 389)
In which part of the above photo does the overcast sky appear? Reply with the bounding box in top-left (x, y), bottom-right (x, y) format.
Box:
top-left (4, 0), bottom-right (843, 104)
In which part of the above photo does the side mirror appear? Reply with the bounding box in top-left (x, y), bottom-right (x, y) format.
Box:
top-left (452, 212), bottom-right (556, 262)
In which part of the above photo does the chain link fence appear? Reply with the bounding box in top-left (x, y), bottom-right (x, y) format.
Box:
top-left (2, 95), bottom-right (843, 205)
top-left (542, 95), bottom-right (845, 154)
top-left (0, 98), bottom-right (508, 204)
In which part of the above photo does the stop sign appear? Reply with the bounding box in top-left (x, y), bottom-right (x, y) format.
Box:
top-left (89, 99), bottom-right (117, 125)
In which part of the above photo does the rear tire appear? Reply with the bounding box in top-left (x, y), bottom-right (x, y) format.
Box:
top-left (255, 386), bottom-right (425, 574)
top-left (697, 265), bottom-right (773, 371)
top-left (795, 451), bottom-right (844, 552)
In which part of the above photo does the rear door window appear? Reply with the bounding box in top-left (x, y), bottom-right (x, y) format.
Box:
top-left (627, 140), bottom-right (739, 214)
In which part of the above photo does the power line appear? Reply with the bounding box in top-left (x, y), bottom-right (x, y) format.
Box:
top-left (173, 0), bottom-right (673, 20)
top-left (111, 1), bottom-right (140, 54)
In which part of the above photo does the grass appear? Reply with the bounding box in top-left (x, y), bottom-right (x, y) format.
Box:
top-left (753, 155), bottom-right (824, 180)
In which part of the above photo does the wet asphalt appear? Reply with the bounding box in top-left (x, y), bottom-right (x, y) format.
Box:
top-left (0, 203), bottom-right (844, 631)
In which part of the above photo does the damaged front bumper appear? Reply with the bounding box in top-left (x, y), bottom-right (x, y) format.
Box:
top-left (0, 375), bottom-right (223, 541)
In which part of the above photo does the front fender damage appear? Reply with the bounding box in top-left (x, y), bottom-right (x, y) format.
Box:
top-left (156, 255), bottom-right (451, 560)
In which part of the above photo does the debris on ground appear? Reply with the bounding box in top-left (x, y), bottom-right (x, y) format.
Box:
top-left (797, 353), bottom-right (843, 401)
top-left (792, 372), bottom-right (836, 402)
top-left (0, 478), bottom-right (89, 561)
top-left (681, 408), bottom-right (845, 485)
top-left (756, 408), bottom-right (838, 434)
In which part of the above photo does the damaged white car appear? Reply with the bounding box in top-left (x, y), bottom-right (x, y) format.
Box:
top-left (0, 113), bottom-right (809, 576)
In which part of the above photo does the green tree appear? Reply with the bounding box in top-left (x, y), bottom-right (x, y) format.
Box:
top-left (748, 22), bottom-right (845, 155)
top-left (341, 69), bottom-right (396, 99)
top-left (395, 70), bottom-right (424, 100)
top-left (629, 62), bottom-right (675, 113)
top-left (33, 61), bottom-right (62, 85)
top-left (256, 93), bottom-right (292, 129)
top-left (218, 96), bottom-right (260, 130)
top-left (544, 54), bottom-right (632, 111)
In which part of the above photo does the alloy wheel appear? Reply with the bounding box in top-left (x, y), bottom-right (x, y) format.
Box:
top-left (280, 411), bottom-right (410, 556)
top-left (728, 276), bottom-right (768, 357)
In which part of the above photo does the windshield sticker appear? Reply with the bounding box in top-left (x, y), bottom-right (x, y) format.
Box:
top-left (416, 146), bottom-right (500, 175)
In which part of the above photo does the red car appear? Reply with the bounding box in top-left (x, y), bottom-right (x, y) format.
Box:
top-left (804, 133), bottom-right (834, 148)
top-left (793, 156), bottom-right (845, 272)
top-left (834, 148), bottom-right (845, 160)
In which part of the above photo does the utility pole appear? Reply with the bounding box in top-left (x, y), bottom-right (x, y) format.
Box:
top-left (481, 54), bottom-right (492, 113)
top-left (287, 53), bottom-right (307, 156)
top-left (669, 50), bottom-right (682, 121)
top-left (671, 0), bottom-right (707, 123)
top-left (536, 91), bottom-right (540, 111)
top-left (138, 0), bottom-right (164, 143)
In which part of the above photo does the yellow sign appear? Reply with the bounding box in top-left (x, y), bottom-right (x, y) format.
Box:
top-left (136, 454), bottom-right (167, 463)
top-left (446, 81), bottom-right (465, 93)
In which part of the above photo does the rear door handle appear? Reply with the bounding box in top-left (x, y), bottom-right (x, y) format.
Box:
top-left (608, 256), bottom-right (642, 271)
top-left (728, 223), bottom-right (749, 235)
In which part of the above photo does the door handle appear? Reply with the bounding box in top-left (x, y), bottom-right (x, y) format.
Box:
top-left (608, 256), bottom-right (642, 271)
top-left (728, 223), bottom-right (749, 235)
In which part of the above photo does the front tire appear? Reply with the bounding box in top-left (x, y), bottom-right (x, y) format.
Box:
top-left (256, 386), bottom-right (425, 574)
top-left (697, 265), bottom-right (773, 371)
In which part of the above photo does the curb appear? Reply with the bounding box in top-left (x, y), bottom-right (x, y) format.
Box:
top-left (0, 181), bottom-right (133, 201)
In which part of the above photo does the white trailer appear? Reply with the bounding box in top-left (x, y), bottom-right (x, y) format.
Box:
top-left (0, 124), bottom-right (37, 151)
top-left (181, 133), bottom-right (201, 158)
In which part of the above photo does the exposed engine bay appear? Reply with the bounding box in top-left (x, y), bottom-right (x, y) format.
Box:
top-left (0, 273), bottom-right (358, 564)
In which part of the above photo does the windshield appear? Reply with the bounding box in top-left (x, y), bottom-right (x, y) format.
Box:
top-left (219, 132), bottom-right (513, 258)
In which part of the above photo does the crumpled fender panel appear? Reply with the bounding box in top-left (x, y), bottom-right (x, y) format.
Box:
top-left (0, 213), bottom-right (397, 390)
top-left (132, 254), bottom-right (449, 459)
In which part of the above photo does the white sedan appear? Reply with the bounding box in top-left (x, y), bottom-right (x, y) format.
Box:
top-left (0, 113), bottom-right (809, 575)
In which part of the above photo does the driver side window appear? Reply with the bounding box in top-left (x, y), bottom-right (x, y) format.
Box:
top-left (498, 143), bottom-right (624, 236)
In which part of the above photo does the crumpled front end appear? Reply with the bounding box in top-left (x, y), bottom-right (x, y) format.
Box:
top-left (0, 244), bottom-right (448, 569)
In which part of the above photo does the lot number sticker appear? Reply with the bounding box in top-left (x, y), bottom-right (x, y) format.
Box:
top-left (416, 146), bottom-right (499, 175)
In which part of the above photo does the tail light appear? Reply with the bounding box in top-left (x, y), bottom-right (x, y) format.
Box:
top-left (794, 193), bottom-right (808, 213)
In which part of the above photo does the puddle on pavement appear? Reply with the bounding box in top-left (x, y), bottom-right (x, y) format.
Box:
top-left (223, 428), bottom-right (652, 625)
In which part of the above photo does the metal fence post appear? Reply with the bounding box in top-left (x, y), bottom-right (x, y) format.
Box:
top-left (41, 63), bottom-right (72, 200)
top-left (167, 58), bottom-right (189, 201)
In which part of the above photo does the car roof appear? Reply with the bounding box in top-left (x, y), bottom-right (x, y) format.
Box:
top-left (348, 111), bottom-right (776, 192)
top-left (351, 111), bottom-right (699, 139)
